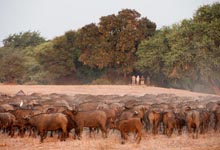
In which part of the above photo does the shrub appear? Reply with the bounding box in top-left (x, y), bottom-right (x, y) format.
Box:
top-left (91, 78), bottom-right (112, 85)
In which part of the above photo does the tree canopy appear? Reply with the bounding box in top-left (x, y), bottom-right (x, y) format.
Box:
top-left (76, 9), bottom-right (156, 78)
top-left (3, 31), bottom-right (45, 48)
top-left (135, 2), bottom-right (220, 92)
top-left (0, 31), bottom-right (46, 83)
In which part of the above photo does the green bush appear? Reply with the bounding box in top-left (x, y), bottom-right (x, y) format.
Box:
top-left (91, 78), bottom-right (112, 85)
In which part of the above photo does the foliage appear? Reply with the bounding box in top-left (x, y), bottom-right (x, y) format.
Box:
top-left (135, 27), bottom-right (171, 86)
top-left (76, 9), bottom-right (156, 78)
top-left (0, 31), bottom-right (46, 83)
top-left (136, 2), bottom-right (220, 91)
top-left (0, 47), bottom-right (26, 83)
top-left (3, 31), bottom-right (45, 48)
top-left (35, 31), bottom-right (77, 81)
top-left (91, 78), bottom-right (112, 85)
top-left (76, 65), bottom-right (106, 84)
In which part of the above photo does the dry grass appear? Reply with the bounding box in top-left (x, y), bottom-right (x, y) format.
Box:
top-left (0, 130), bottom-right (220, 150)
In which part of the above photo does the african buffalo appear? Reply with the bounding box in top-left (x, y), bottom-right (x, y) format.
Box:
top-left (214, 107), bottom-right (220, 131)
top-left (63, 109), bottom-right (107, 139)
top-left (144, 109), bottom-right (162, 135)
top-left (8, 108), bottom-right (36, 137)
top-left (185, 110), bottom-right (200, 139)
top-left (110, 118), bottom-right (142, 144)
top-left (162, 110), bottom-right (176, 135)
top-left (0, 112), bottom-right (16, 137)
top-left (23, 113), bottom-right (68, 142)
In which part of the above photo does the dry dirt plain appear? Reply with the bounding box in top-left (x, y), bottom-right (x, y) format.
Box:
top-left (0, 85), bottom-right (220, 150)
top-left (0, 85), bottom-right (216, 97)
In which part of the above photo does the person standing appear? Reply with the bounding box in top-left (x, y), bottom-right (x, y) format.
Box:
top-left (136, 75), bottom-right (140, 85)
top-left (147, 76), bottom-right (150, 86)
top-left (132, 75), bottom-right (136, 85)
top-left (140, 75), bottom-right (145, 85)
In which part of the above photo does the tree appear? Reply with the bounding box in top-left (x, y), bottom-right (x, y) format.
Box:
top-left (3, 31), bottom-right (45, 48)
top-left (77, 9), bottom-right (156, 78)
top-left (35, 31), bottom-right (77, 82)
top-left (192, 3), bottom-right (220, 92)
top-left (0, 31), bottom-right (46, 83)
top-left (135, 27), bottom-right (172, 86)
top-left (76, 23), bottom-right (110, 69)
top-left (136, 2), bottom-right (220, 92)
top-left (0, 47), bottom-right (26, 83)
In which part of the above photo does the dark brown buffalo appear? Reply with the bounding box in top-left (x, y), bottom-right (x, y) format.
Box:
top-left (206, 102), bottom-right (220, 130)
top-left (65, 115), bottom-right (79, 139)
top-left (164, 114), bottom-right (185, 137)
top-left (46, 106), bottom-right (68, 113)
top-left (60, 110), bottom-right (79, 139)
top-left (24, 113), bottom-right (68, 142)
top-left (175, 115), bottom-right (186, 135)
top-left (8, 109), bottom-right (36, 137)
top-left (166, 117), bottom-right (176, 137)
top-left (144, 110), bottom-right (162, 135)
top-left (185, 110), bottom-right (200, 139)
top-left (206, 102), bottom-right (219, 112)
top-left (198, 109), bottom-right (210, 134)
top-left (97, 108), bottom-right (117, 129)
top-left (214, 107), bottom-right (220, 132)
top-left (110, 118), bottom-right (142, 144)
top-left (0, 107), bottom-right (5, 113)
top-left (0, 112), bottom-right (16, 137)
top-left (0, 104), bottom-right (14, 111)
top-left (109, 102), bottom-right (124, 112)
top-left (162, 110), bottom-right (176, 135)
top-left (117, 111), bottom-right (134, 121)
top-left (133, 107), bottom-right (147, 123)
top-left (78, 102), bottom-right (101, 111)
top-left (117, 107), bottom-right (146, 124)
top-left (63, 109), bottom-right (107, 139)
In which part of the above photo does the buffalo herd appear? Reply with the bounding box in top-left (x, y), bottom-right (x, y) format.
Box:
top-left (0, 91), bottom-right (220, 144)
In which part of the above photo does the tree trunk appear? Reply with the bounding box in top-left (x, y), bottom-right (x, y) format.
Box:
top-left (209, 79), bottom-right (220, 95)
top-left (123, 72), bottom-right (127, 80)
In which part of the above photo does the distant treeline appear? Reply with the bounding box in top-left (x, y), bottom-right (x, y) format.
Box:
top-left (0, 3), bottom-right (219, 94)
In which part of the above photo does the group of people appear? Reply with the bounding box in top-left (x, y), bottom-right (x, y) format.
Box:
top-left (131, 75), bottom-right (150, 85)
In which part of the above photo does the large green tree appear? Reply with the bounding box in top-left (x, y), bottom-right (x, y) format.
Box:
top-left (77, 9), bottom-right (156, 78)
top-left (35, 31), bottom-right (77, 82)
top-left (135, 27), bottom-right (172, 86)
top-left (0, 31), bottom-right (46, 83)
top-left (136, 2), bottom-right (220, 92)
top-left (0, 47), bottom-right (26, 83)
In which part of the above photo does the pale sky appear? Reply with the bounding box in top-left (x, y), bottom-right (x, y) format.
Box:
top-left (0, 0), bottom-right (219, 46)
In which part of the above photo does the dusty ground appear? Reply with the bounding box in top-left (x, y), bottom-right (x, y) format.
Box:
top-left (0, 85), bottom-right (220, 150)
top-left (0, 85), bottom-right (216, 97)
